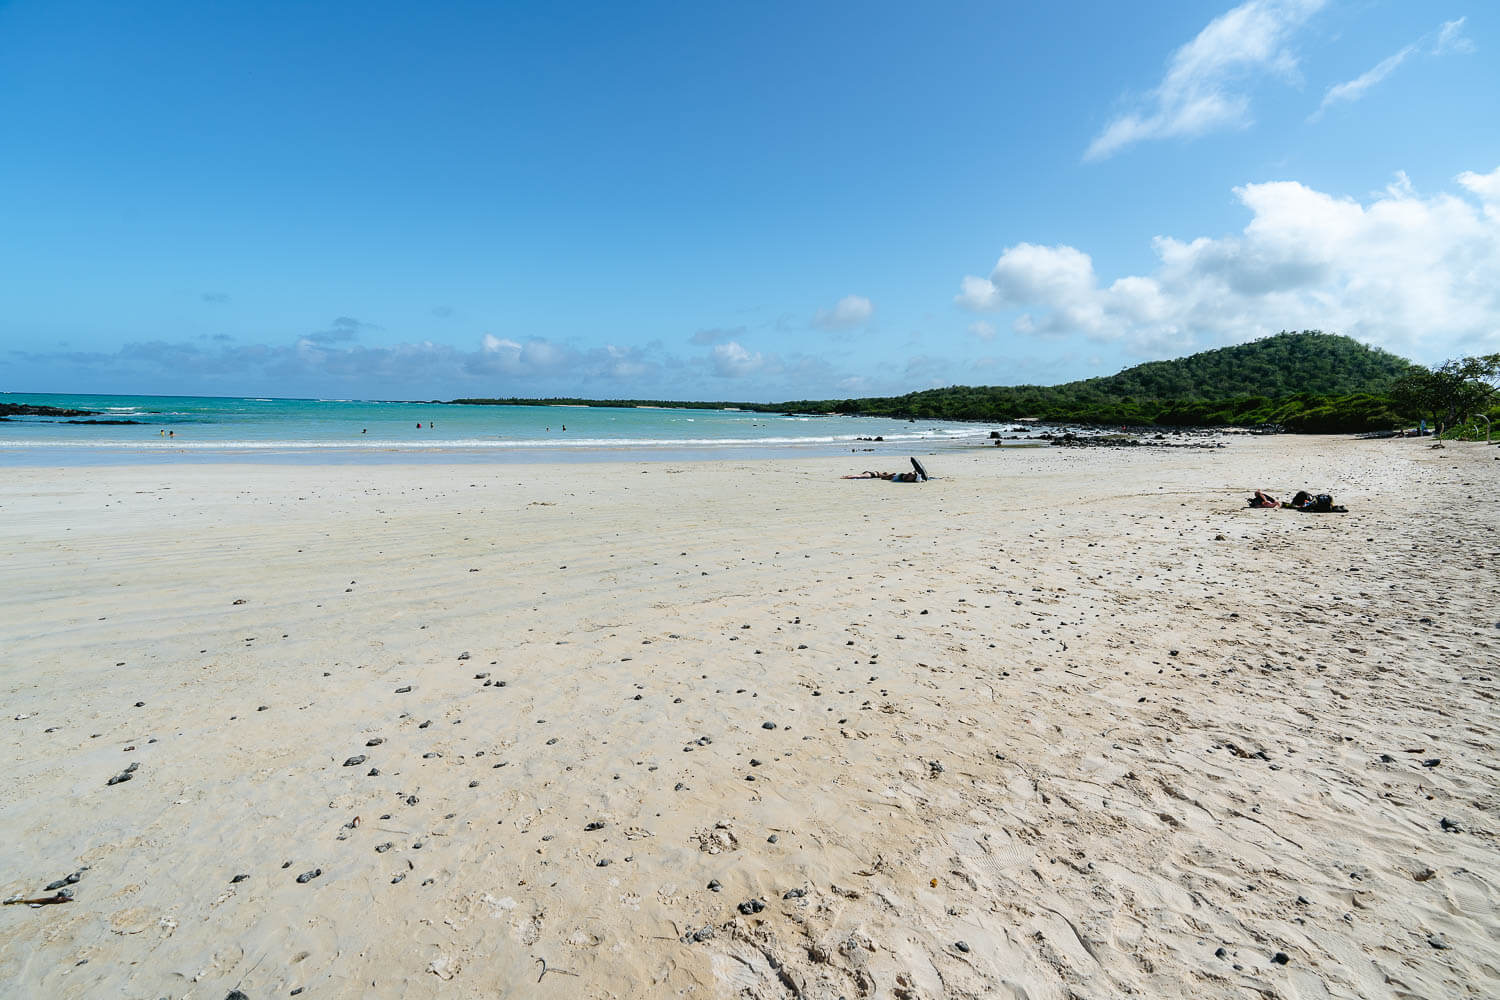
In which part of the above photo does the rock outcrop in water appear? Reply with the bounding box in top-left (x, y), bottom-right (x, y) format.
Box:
top-left (0, 403), bottom-right (99, 419)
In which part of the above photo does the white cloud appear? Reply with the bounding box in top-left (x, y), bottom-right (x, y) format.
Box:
top-left (967, 320), bottom-right (997, 341)
top-left (957, 167), bottom-right (1500, 361)
top-left (1435, 17), bottom-right (1475, 55)
top-left (710, 340), bottom-right (767, 377)
top-left (1458, 165), bottom-right (1500, 211)
top-left (1312, 17), bottom-right (1475, 120)
top-left (1086, 0), bottom-right (1324, 161)
top-left (811, 294), bottom-right (873, 330)
top-left (1310, 45), bottom-right (1414, 119)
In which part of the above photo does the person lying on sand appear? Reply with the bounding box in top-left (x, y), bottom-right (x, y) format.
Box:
top-left (1248, 490), bottom-right (1279, 508)
top-left (842, 457), bottom-right (930, 483)
top-left (842, 471), bottom-right (922, 482)
top-left (1266, 490), bottom-right (1347, 513)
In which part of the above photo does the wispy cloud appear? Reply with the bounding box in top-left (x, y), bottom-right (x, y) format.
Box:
top-left (1312, 17), bottom-right (1474, 120)
top-left (811, 294), bottom-right (873, 331)
top-left (1086, 0), bottom-right (1324, 161)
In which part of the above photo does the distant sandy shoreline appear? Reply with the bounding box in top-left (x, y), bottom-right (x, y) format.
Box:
top-left (2, 437), bottom-right (1496, 998)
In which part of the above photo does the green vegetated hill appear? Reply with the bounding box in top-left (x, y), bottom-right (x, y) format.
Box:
top-left (451, 332), bottom-right (1422, 432)
top-left (777, 331), bottom-right (1416, 430)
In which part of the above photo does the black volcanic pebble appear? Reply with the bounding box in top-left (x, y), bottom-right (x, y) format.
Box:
top-left (367, 768), bottom-right (380, 776)
top-left (783, 887), bottom-right (806, 899)
top-left (296, 868), bottom-right (322, 883)
top-left (343, 755), bottom-right (366, 767)
top-left (708, 879), bottom-right (722, 891)
top-left (366, 738), bottom-right (384, 747)
top-left (737, 898), bottom-right (766, 915)
top-left (106, 771), bottom-right (133, 786)
top-left (1271, 952), bottom-right (1289, 965)
top-left (375, 842), bottom-right (393, 853)
top-left (230, 874), bottom-right (249, 884)
top-left (585, 821), bottom-right (606, 831)
top-left (761, 722), bottom-right (776, 730)
top-left (395, 685), bottom-right (412, 694)
top-left (954, 940), bottom-right (970, 953)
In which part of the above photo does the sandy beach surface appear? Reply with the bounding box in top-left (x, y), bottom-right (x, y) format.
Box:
top-left (1, 436), bottom-right (1497, 1000)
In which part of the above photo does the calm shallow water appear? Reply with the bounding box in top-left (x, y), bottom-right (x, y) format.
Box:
top-left (0, 393), bottom-right (1013, 465)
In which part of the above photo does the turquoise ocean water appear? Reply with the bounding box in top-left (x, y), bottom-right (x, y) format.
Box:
top-left (0, 393), bottom-right (1005, 464)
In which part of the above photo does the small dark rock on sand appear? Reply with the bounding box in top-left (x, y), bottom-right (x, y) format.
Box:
top-left (954, 940), bottom-right (970, 953)
top-left (343, 755), bottom-right (367, 767)
top-left (395, 685), bottom-right (412, 694)
top-left (230, 874), bottom-right (249, 884)
top-left (1271, 952), bottom-right (1289, 965)
top-left (585, 821), bottom-right (606, 831)
top-left (46, 872), bottom-right (83, 891)
top-left (783, 887), bottom-right (806, 899)
top-left (296, 868), bottom-right (322, 883)
top-left (737, 898), bottom-right (766, 915)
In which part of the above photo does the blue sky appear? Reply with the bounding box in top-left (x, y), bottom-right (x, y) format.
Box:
top-left (2, 0), bottom-right (1497, 400)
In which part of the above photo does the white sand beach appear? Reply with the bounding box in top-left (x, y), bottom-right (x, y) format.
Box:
top-left (1, 436), bottom-right (1497, 999)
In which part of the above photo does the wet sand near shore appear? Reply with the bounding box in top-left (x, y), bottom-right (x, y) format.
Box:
top-left (1, 436), bottom-right (1496, 999)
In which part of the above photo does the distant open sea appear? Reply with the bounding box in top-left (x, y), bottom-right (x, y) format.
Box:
top-left (0, 393), bottom-right (1010, 465)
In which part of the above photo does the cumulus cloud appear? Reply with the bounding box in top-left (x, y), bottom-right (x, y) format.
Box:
top-left (811, 294), bottom-right (873, 331)
top-left (710, 341), bottom-right (768, 377)
top-left (957, 167), bottom-right (1500, 360)
top-left (1086, 0), bottom-right (1323, 161)
top-left (1312, 17), bottom-right (1475, 121)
